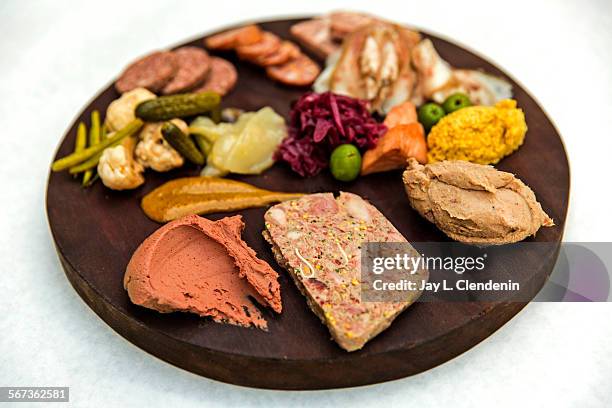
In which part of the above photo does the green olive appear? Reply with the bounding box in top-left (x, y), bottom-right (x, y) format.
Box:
top-left (418, 102), bottom-right (446, 131)
top-left (442, 92), bottom-right (472, 114)
top-left (330, 144), bottom-right (362, 182)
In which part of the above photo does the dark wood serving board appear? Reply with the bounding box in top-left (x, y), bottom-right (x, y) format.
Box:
top-left (46, 18), bottom-right (569, 390)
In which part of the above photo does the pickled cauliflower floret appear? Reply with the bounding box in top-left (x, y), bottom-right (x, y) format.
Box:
top-left (135, 119), bottom-right (186, 172)
top-left (106, 87), bottom-right (156, 131)
top-left (98, 137), bottom-right (145, 190)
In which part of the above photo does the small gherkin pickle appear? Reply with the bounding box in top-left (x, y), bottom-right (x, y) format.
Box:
top-left (161, 121), bottom-right (204, 165)
top-left (135, 92), bottom-right (220, 121)
top-left (74, 122), bottom-right (87, 152)
top-left (72, 122), bottom-right (87, 178)
top-left (100, 123), bottom-right (108, 140)
top-left (192, 133), bottom-right (213, 156)
top-left (85, 173), bottom-right (100, 187)
top-left (70, 150), bottom-right (105, 174)
top-left (52, 119), bottom-right (143, 171)
top-left (83, 110), bottom-right (101, 186)
top-left (209, 105), bottom-right (222, 123)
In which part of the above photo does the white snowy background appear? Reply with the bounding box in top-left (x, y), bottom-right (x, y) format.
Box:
top-left (1, 0), bottom-right (611, 406)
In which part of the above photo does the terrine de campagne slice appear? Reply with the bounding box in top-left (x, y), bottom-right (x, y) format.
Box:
top-left (263, 192), bottom-right (427, 351)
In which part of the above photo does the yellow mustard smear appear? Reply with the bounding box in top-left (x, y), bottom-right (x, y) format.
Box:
top-left (427, 99), bottom-right (527, 164)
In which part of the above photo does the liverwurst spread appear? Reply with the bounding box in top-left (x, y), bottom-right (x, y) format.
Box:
top-left (402, 158), bottom-right (554, 245)
top-left (124, 214), bottom-right (281, 329)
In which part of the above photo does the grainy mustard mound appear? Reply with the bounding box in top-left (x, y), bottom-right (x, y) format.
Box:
top-left (427, 99), bottom-right (527, 164)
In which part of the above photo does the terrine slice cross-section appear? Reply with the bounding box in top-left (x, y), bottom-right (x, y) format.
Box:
top-left (263, 192), bottom-right (428, 351)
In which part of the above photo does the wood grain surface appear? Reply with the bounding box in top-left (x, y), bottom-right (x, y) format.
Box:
top-left (46, 18), bottom-right (570, 390)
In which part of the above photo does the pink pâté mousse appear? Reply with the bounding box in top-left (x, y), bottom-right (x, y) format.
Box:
top-left (124, 214), bottom-right (282, 329)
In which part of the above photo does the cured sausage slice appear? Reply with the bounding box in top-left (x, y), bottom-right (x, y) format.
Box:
top-left (266, 54), bottom-right (321, 87)
top-left (253, 41), bottom-right (300, 67)
top-left (236, 32), bottom-right (281, 61)
top-left (329, 11), bottom-right (375, 40)
top-left (115, 51), bottom-right (177, 94)
top-left (290, 19), bottom-right (338, 60)
top-left (193, 57), bottom-right (238, 96)
top-left (161, 47), bottom-right (211, 95)
top-left (204, 24), bottom-right (263, 50)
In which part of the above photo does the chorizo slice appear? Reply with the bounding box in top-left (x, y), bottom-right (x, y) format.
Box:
top-left (115, 51), bottom-right (177, 94)
top-left (266, 54), bottom-right (321, 87)
top-left (193, 57), bottom-right (238, 96)
top-left (290, 19), bottom-right (338, 60)
top-left (236, 32), bottom-right (281, 61)
top-left (161, 47), bottom-right (211, 95)
top-left (329, 11), bottom-right (375, 40)
top-left (204, 24), bottom-right (263, 50)
top-left (253, 41), bottom-right (300, 67)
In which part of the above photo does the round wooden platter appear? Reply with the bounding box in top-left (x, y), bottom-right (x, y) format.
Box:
top-left (46, 18), bottom-right (569, 390)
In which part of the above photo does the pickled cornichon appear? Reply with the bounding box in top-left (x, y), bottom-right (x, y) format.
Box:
top-left (135, 92), bottom-right (221, 121)
top-left (70, 149), bottom-right (106, 174)
top-left (192, 134), bottom-right (213, 156)
top-left (74, 122), bottom-right (87, 152)
top-left (52, 119), bottom-right (143, 172)
top-left (100, 123), bottom-right (108, 140)
top-left (82, 110), bottom-right (101, 186)
top-left (161, 121), bottom-right (205, 165)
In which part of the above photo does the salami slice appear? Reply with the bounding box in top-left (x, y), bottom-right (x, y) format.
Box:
top-left (204, 24), bottom-right (263, 50)
top-left (266, 54), bottom-right (321, 87)
top-left (161, 47), bottom-right (211, 95)
top-left (290, 19), bottom-right (339, 60)
top-left (236, 32), bottom-right (281, 61)
top-left (115, 51), bottom-right (177, 94)
top-left (329, 11), bottom-right (375, 40)
top-left (253, 41), bottom-right (300, 67)
top-left (193, 57), bottom-right (237, 96)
